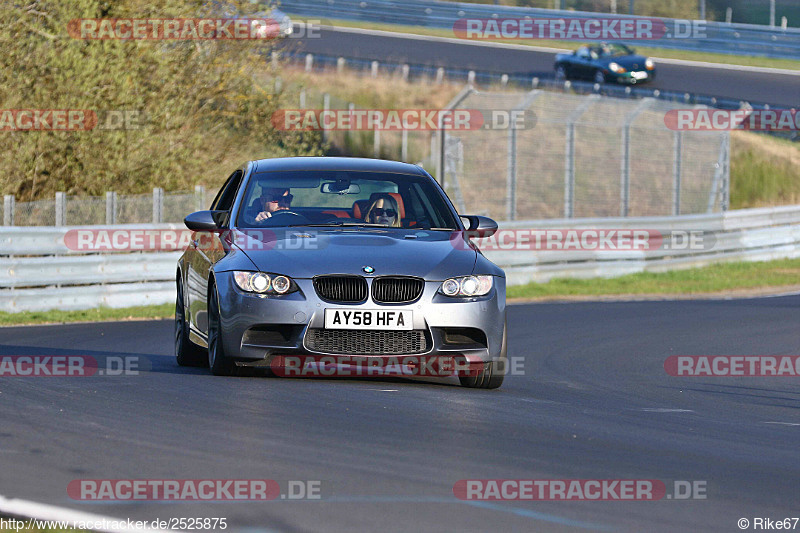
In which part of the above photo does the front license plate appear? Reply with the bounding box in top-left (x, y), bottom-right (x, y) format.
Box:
top-left (324, 309), bottom-right (413, 330)
top-left (632, 71), bottom-right (648, 80)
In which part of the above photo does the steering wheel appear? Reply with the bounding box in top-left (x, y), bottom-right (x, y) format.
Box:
top-left (260, 210), bottom-right (310, 224)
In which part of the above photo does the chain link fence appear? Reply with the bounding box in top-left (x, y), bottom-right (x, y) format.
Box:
top-left (439, 87), bottom-right (730, 221)
top-left (2, 187), bottom-right (208, 227)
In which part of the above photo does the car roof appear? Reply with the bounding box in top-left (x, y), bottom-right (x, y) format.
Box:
top-left (251, 157), bottom-right (428, 176)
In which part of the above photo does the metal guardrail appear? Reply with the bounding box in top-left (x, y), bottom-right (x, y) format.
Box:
top-left (280, 0), bottom-right (800, 59)
top-left (1, 205), bottom-right (800, 312)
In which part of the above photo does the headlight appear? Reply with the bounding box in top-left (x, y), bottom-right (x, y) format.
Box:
top-left (440, 276), bottom-right (493, 297)
top-left (608, 62), bottom-right (626, 73)
top-left (233, 271), bottom-right (296, 295)
top-left (645, 58), bottom-right (655, 70)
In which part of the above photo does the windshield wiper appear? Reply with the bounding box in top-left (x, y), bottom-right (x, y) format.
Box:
top-left (283, 222), bottom-right (389, 228)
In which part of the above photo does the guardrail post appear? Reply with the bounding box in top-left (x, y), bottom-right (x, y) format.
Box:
top-left (3, 195), bottom-right (14, 226)
top-left (401, 129), bottom-right (408, 162)
top-left (672, 131), bottom-right (683, 216)
top-left (371, 61), bottom-right (379, 78)
top-left (337, 57), bottom-right (345, 74)
top-left (194, 185), bottom-right (205, 212)
top-left (322, 93), bottom-right (330, 143)
top-left (435, 67), bottom-right (444, 84)
top-left (55, 192), bottom-right (66, 226)
top-left (467, 71), bottom-right (475, 85)
top-left (106, 191), bottom-right (117, 224)
top-left (500, 74), bottom-right (508, 87)
top-left (153, 187), bottom-right (163, 224)
top-left (401, 64), bottom-right (409, 82)
top-left (305, 53), bottom-right (314, 72)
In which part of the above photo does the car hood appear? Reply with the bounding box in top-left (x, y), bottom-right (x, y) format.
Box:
top-left (232, 228), bottom-right (478, 281)
top-left (601, 55), bottom-right (649, 70)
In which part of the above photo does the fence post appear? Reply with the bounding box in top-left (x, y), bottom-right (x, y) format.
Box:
top-left (401, 64), bottom-right (410, 82)
top-left (194, 185), bottom-right (205, 212)
top-left (55, 192), bottom-right (66, 226)
top-left (3, 195), bottom-right (14, 226)
top-left (271, 50), bottom-right (279, 69)
top-left (401, 129), bottom-right (409, 162)
top-left (371, 61), bottom-right (379, 78)
top-left (437, 85), bottom-right (474, 184)
top-left (322, 93), bottom-right (330, 143)
top-left (305, 53), bottom-right (313, 72)
top-left (106, 191), bottom-right (117, 224)
top-left (299, 89), bottom-right (306, 109)
top-left (672, 131), bottom-right (683, 215)
top-left (620, 98), bottom-right (654, 217)
top-left (723, 133), bottom-right (730, 211)
top-left (506, 90), bottom-right (542, 221)
top-left (153, 187), bottom-right (163, 223)
top-left (564, 95), bottom-right (599, 218)
top-left (337, 57), bottom-right (345, 74)
top-left (374, 127), bottom-right (381, 158)
top-left (347, 102), bottom-right (354, 147)
top-left (435, 67), bottom-right (444, 84)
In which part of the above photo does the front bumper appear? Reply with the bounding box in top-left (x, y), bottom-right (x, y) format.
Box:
top-left (215, 273), bottom-right (506, 365)
top-left (612, 70), bottom-right (655, 84)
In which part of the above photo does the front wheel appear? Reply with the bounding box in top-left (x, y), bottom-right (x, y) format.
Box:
top-left (207, 281), bottom-right (238, 376)
top-left (593, 70), bottom-right (606, 84)
top-left (459, 320), bottom-right (507, 389)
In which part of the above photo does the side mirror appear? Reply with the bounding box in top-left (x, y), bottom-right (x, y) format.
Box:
top-left (184, 210), bottom-right (226, 231)
top-left (460, 215), bottom-right (498, 238)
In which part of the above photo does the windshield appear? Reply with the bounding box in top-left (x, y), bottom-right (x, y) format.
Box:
top-left (235, 170), bottom-right (460, 230)
top-left (594, 43), bottom-right (633, 57)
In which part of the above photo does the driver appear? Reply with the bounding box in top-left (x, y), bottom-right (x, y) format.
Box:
top-left (253, 187), bottom-right (292, 222)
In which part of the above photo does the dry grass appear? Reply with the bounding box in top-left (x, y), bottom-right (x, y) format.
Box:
top-left (730, 130), bottom-right (800, 208)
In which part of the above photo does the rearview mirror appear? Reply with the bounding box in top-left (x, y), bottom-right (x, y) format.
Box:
top-left (321, 182), bottom-right (361, 194)
top-left (184, 210), bottom-right (226, 231)
top-left (460, 215), bottom-right (498, 238)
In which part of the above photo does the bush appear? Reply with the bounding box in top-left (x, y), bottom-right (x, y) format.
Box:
top-left (0, 0), bottom-right (323, 200)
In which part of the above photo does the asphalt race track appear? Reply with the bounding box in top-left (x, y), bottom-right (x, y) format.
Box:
top-left (1, 295), bottom-right (799, 532)
top-left (284, 27), bottom-right (800, 108)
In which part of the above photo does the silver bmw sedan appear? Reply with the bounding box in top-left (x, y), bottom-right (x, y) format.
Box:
top-left (176, 157), bottom-right (507, 388)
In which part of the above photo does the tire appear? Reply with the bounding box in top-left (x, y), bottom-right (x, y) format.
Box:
top-left (459, 320), bottom-right (507, 390)
top-left (593, 70), bottom-right (606, 84)
top-left (175, 277), bottom-right (207, 367)
top-left (555, 65), bottom-right (567, 81)
top-left (207, 280), bottom-right (238, 376)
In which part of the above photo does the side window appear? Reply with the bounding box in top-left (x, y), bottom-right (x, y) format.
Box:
top-left (576, 47), bottom-right (590, 59)
top-left (211, 170), bottom-right (243, 212)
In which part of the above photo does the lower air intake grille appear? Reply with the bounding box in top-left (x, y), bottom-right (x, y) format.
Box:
top-left (313, 275), bottom-right (368, 303)
top-left (305, 329), bottom-right (427, 355)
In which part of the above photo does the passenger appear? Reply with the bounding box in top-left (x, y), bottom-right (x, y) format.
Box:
top-left (363, 194), bottom-right (401, 227)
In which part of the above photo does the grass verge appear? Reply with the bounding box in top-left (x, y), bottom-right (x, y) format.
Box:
top-left (1, 259), bottom-right (799, 326)
top-left (0, 303), bottom-right (174, 327)
top-left (298, 17), bottom-right (800, 71)
top-left (508, 257), bottom-right (800, 300)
